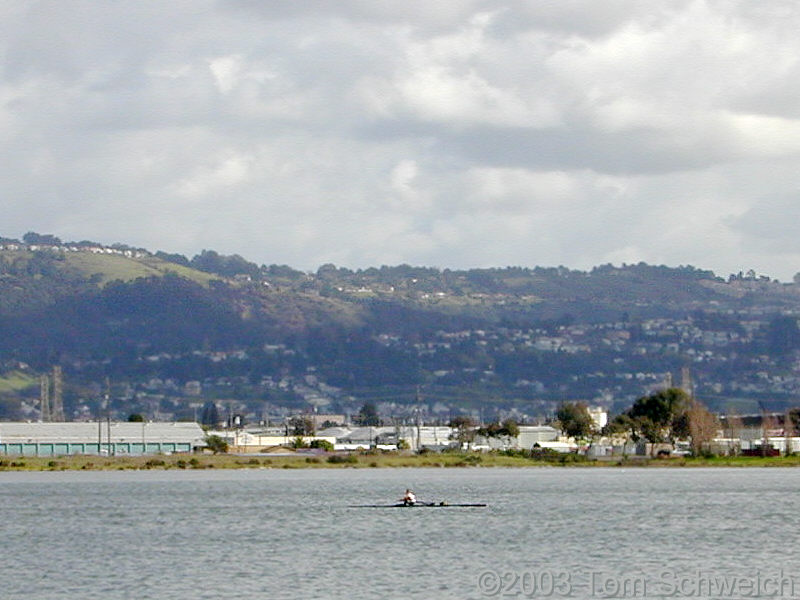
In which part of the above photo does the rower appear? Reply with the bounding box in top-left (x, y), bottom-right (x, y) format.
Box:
top-left (402, 489), bottom-right (416, 506)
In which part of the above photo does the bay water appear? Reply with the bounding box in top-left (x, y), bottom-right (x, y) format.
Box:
top-left (1, 467), bottom-right (799, 599)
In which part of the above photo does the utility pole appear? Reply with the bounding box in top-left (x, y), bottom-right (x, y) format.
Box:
top-left (415, 386), bottom-right (422, 452)
top-left (97, 378), bottom-right (104, 455)
top-left (105, 377), bottom-right (113, 456)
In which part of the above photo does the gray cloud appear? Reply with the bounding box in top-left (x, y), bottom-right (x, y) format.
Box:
top-left (2, 1), bottom-right (800, 279)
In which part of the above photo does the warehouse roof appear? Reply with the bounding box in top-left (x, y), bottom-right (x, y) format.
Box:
top-left (0, 422), bottom-right (205, 445)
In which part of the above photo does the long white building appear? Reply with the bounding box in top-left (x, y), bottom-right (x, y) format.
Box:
top-left (0, 422), bottom-right (205, 456)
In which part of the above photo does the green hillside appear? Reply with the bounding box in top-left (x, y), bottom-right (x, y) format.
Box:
top-left (0, 247), bottom-right (224, 319)
top-left (0, 248), bottom-right (219, 286)
top-left (62, 252), bottom-right (220, 286)
top-left (3, 234), bottom-right (800, 422)
top-left (0, 371), bottom-right (37, 393)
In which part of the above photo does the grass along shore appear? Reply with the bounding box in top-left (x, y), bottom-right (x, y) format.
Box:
top-left (4, 451), bottom-right (800, 471)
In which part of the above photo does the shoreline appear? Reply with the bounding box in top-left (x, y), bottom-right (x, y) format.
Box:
top-left (3, 452), bottom-right (800, 471)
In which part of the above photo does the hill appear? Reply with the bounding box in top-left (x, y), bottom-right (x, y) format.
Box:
top-left (2, 233), bottom-right (800, 423)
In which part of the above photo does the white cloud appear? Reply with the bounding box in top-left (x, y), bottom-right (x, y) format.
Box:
top-left (208, 55), bottom-right (244, 94)
top-left (3, 1), bottom-right (800, 279)
top-left (360, 11), bottom-right (562, 129)
top-left (174, 152), bottom-right (253, 198)
top-left (390, 159), bottom-right (418, 194)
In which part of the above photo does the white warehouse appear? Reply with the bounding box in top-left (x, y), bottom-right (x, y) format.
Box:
top-left (0, 422), bottom-right (206, 456)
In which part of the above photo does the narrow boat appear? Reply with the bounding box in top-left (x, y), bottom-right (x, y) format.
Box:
top-left (349, 501), bottom-right (487, 508)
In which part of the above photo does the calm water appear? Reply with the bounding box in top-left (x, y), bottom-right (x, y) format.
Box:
top-left (2, 467), bottom-right (799, 600)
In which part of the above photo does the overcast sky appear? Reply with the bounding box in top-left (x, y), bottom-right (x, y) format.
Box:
top-left (2, 1), bottom-right (800, 279)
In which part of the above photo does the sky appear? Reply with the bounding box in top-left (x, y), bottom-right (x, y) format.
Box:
top-left (2, 1), bottom-right (800, 280)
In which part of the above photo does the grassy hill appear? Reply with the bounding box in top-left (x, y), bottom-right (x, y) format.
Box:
top-left (66, 252), bottom-right (221, 286)
top-left (0, 371), bottom-right (37, 393)
top-left (0, 248), bottom-right (225, 317)
top-left (1, 249), bottom-right (220, 287)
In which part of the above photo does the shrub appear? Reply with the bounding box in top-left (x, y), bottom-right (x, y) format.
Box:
top-left (289, 436), bottom-right (308, 449)
top-left (204, 435), bottom-right (229, 454)
top-left (558, 452), bottom-right (588, 464)
top-left (309, 439), bottom-right (334, 451)
top-left (327, 454), bottom-right (358, 464)
top-left (500, 448), bottom-right (527, 458)
top-left (528, 448), bottom-right (564, 461)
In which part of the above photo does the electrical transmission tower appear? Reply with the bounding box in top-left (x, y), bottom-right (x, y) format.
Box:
top-left (51, 366), bottom-right (65, 422)
top-left (681, 366), bottom-right (693, 399)
top-left (39, 375), bottom-right (51, 421)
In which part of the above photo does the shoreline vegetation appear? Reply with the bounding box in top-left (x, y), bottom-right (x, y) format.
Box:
top-left (4, 451), bottom-right (800, 471)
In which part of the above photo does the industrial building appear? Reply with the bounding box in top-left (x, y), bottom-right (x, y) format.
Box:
top-left (0, 422), bottom-right (206, 456)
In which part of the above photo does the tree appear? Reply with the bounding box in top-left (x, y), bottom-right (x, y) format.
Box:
top-left (615, 388), bottom-right (693, 456)
top-left (603, 414), bottom-right (638, 456)
top-left (449, 416), bottom-right (477, 449)
top-left (200, 401), bottom-right (220, 427)
top-left (127, 413), bottom-right (144, 422)
top-left (23, 232), bottom-right (62, 246)
top-left (686, 400), bottom-right (718, 456)
top-left (190, 249), bottom-right (260, 278)
top-left (154, 251), bottom-right (190, 267)
top-left (501, 418), bottom-right (520, 439)
top-left (788, 408), bottom-right (800, 433)
top-left (204, 434), bottom-right (228, 454)
top-left (722, 413), bottom-right (743, 456)
top-left (354, 402), bottom-right (381, 426)
top-left (290, 415), bottom-right (315, 436)
top-left (628, 388), bottom-right (689, 445)
top-left (761, 412), bottom-right (779, 457)
top-left (556, 401), bottom-right (595, 440)
top-left (477, 419), bottom-right (519, 440)
top-left (604, 414), bottom-right (634, 438)
top-left (635, 416), bottom-right (663, 448)
top-left (629, 388), bottom-right (687, 429)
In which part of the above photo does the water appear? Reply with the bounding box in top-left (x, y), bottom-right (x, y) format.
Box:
top-left (2, 467), bottom-right (799, 599)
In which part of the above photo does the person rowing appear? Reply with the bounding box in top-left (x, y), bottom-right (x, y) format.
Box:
top-left (402, 489), bottom-right (417, 506)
